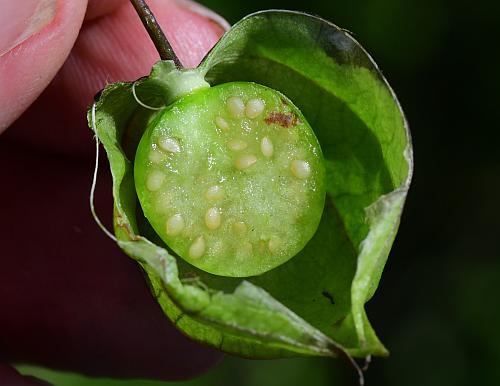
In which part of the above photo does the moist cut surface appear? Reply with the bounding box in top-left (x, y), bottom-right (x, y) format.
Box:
top-left (134, 82), bottom-right (326, 277)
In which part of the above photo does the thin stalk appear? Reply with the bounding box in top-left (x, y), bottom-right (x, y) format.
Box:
top-left (129, 0), bottom-right (183, 68)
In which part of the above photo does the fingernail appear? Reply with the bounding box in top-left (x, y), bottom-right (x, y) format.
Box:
top-left (174, 0), bottom-right (231, 32)
top-left (0, 0), bottom-right (57, 56)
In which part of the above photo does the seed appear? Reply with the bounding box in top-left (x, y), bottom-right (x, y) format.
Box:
top-left (166, 213), bottom-right (185, 236)
top-left (146, 171), bottom-right (165, 191)
top-left (235, 155), bottom-right (257, 170)
top-left (227, 139), bottom-right (248, 151)
top-left (215, 116), bottom-right (229, 131)
top-left (159, 137), bottom-right (181, 153)
top-left (245, 98), bottom-right (265, 118)
top-left (205, 207), bottom-right (221, 230)
top-left (257, 240), bottom-right (267, 253)
top-left (232, 221), bottom-right (247, 235)
top-left (268, 236), bottom-right (281, 253)
top-left (227, 96), bottom-right (245, 118)
top-left (260, 136), bottom-right (274, 158)
top-left (148, 149), bottom-right (164, 163)
top-left (240, 242), bottom-right (253, 256)
top-left (290, 160), bottom-right (311, 179)
top-left (205, 185), bottom-right (224, 201)
top-left (189, 236), bottom-right (206, 259)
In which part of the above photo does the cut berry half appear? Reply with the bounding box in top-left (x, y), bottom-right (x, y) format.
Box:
top-left (134, 81), bottom-right (325, 277)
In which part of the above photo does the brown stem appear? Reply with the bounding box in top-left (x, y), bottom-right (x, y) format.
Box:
top-left (129, 0), bottom-right (183, 68)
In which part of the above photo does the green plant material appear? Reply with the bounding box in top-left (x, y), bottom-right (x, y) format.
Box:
top-left (88, 10), bottom-right (412, 362)
top-left (134, 81), bottom-right (326, 277)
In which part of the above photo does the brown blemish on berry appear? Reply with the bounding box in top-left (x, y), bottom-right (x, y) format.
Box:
top-left (264, 111), bottom-right (300, 128)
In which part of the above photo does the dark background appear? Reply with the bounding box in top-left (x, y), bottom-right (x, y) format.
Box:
top-left (181, 0), bottom-right (500, 385)
top-left (15, 0), bottom-right (500, 385)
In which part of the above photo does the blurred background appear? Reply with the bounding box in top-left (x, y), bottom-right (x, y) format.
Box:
top-left (16, 0), bottom-right (500, 385)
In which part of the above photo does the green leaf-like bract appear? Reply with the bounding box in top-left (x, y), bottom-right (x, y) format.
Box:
top-left (88, 10), bottom-right (412, 360)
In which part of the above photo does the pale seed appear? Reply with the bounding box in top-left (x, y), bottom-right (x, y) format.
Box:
top-left (260, 136), bottom-right (274, 158)
top-left (159, 137), bottom-right (181, 153)
top-left (146, 171), bottom-right (165, 191)
top-left (205, 207), bottom-right (221, 230)
top-left (227, 139), bottom-right (247, 151)
top-left (235, 155), bottom-right (257, 170)
top-left (215, 116), bottom-right (229, 131)
top-left (166, 214), bottom-right (184, 236)
top-left (240, 242), bottom-right (253, 256)
top-left (232, 221), bottom-right (247, 235)
top-left (290, 160), bottom-right (311, 179)
top-left (268, 236), bottom-right (281, 253)
top-left (227, 96), bottom-right (245, 118)
top-left (189, 236), bottom-right (206, 258)
top-left (205, 185), bottom-right (224, 201)
top-left (148, 149), bottom-right (164, 163)
top-left (245, 98), bottom-right (265, 118)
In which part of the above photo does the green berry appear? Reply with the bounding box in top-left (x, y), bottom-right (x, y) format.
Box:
top-left (134, 82), bottom-right (325, 277)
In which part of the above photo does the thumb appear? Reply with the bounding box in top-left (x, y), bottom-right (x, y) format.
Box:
top-left (0, 0), bottom-right (88, 133)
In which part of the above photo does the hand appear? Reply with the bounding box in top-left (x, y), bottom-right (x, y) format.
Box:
top-left (0, 0), bottom-right (228, 384)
